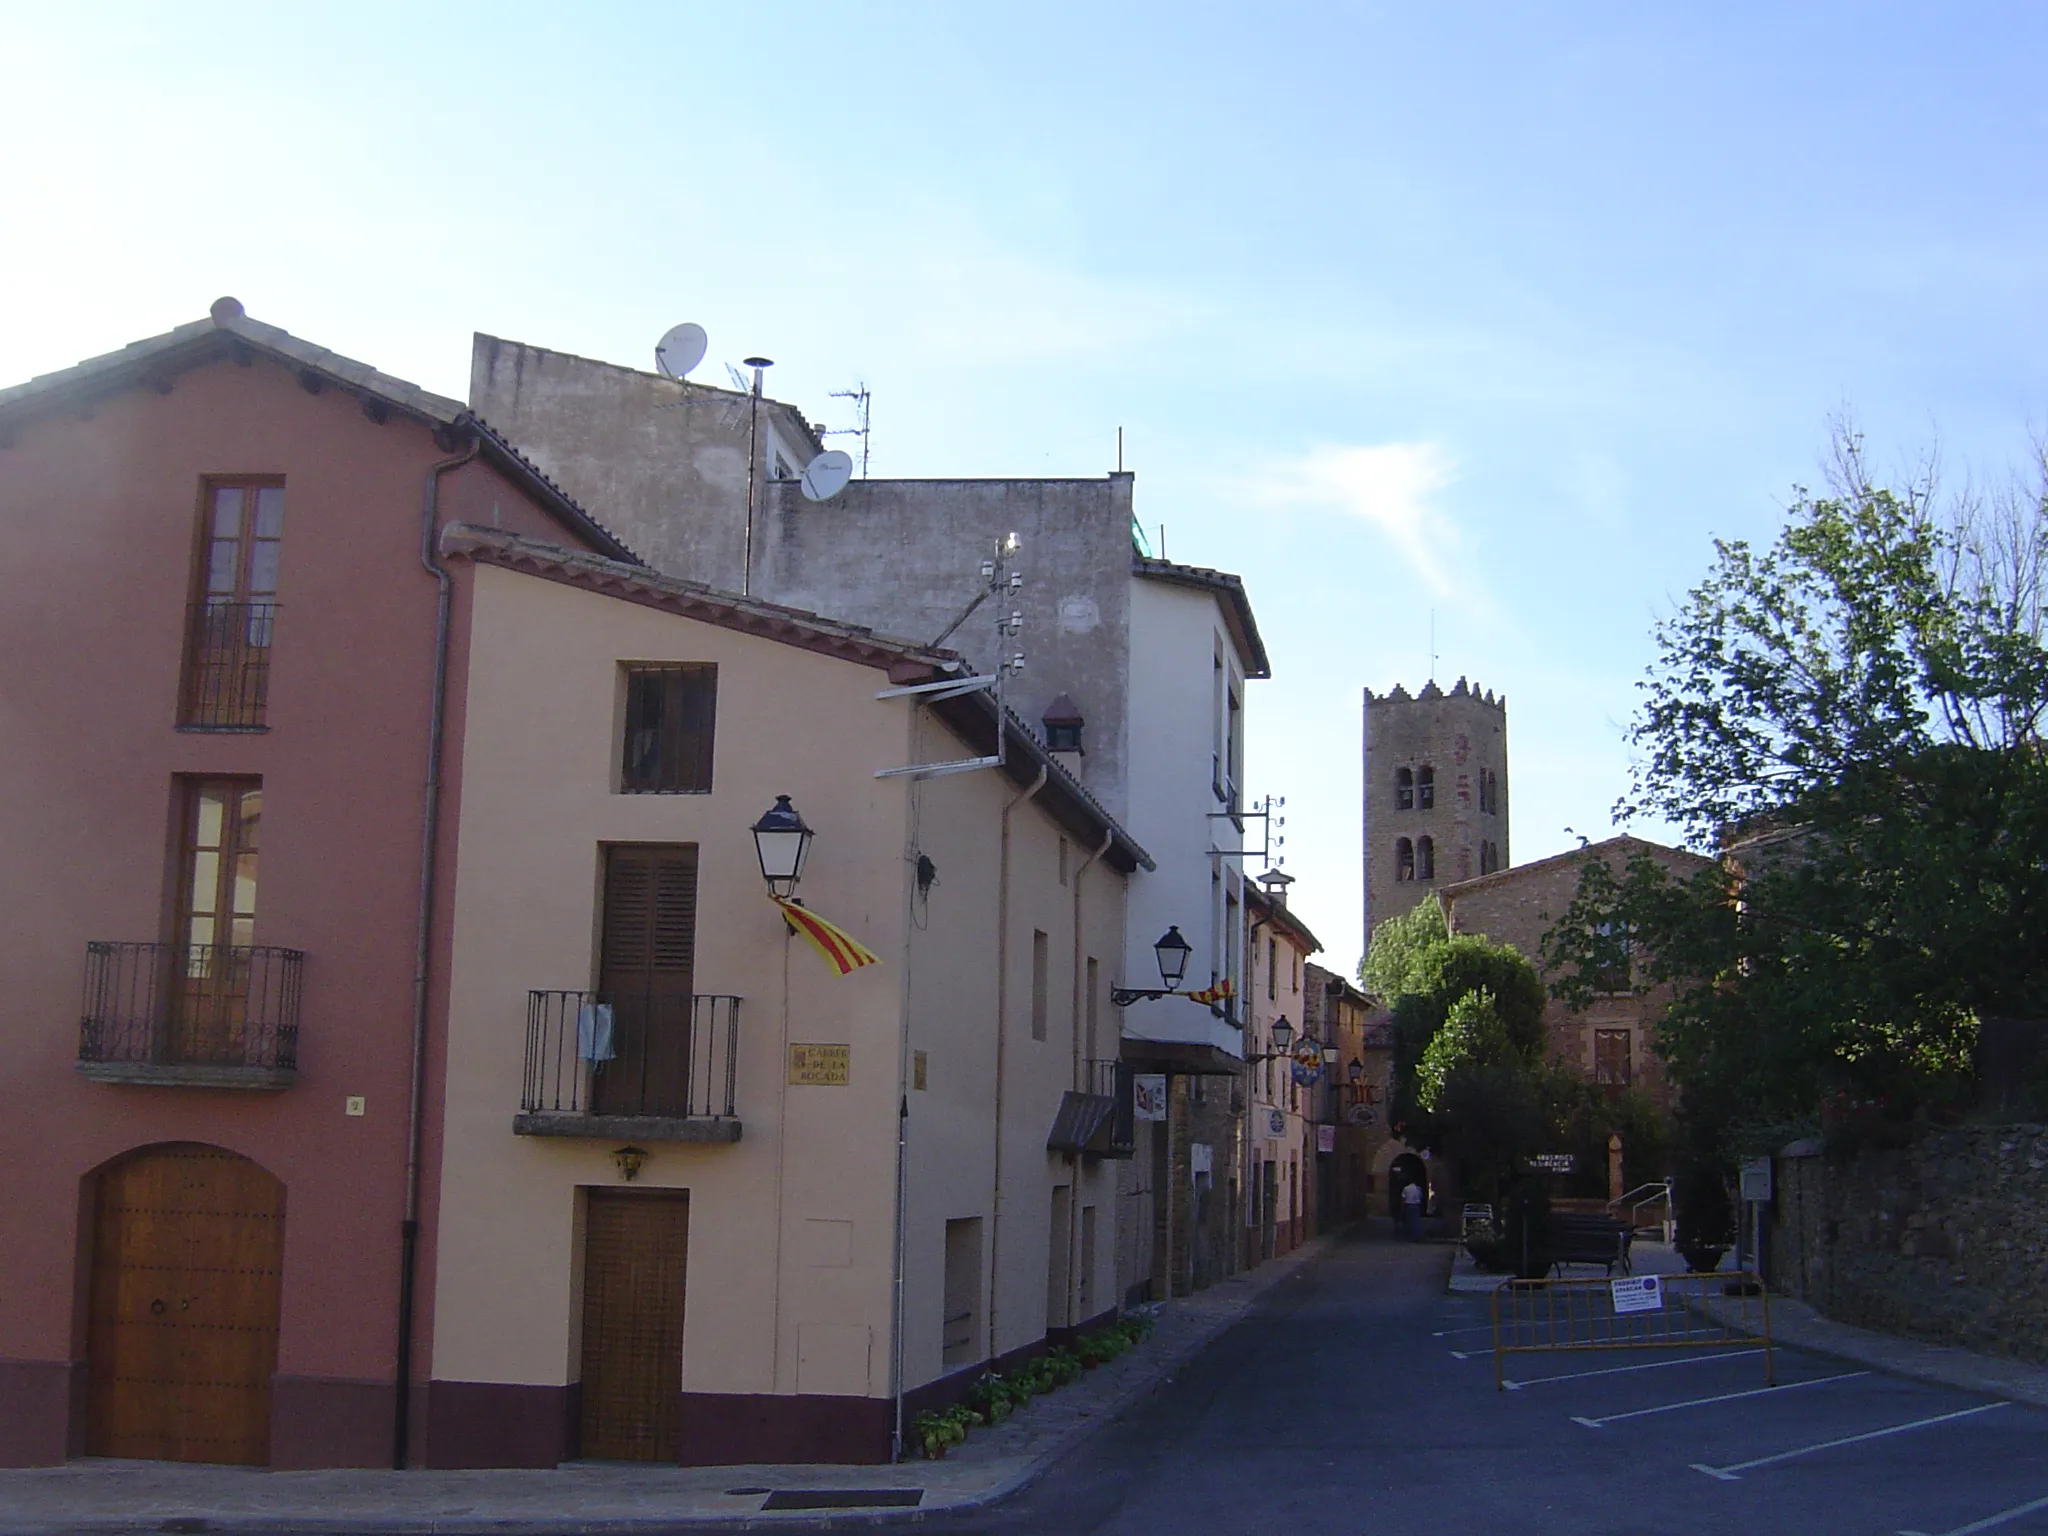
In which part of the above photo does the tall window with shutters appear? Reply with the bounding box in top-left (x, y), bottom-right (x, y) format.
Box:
top-left (620, 664), bottom-right (717, 793)
top-left (181, 480), bottom-right (283, 729)
top-left (595, 844), bottom-right (699, 1115)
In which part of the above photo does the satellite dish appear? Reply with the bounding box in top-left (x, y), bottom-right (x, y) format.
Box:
top-left (800, 449), bottom-right (855, 502)
top-left (655, 323), bottom-right (708, 380)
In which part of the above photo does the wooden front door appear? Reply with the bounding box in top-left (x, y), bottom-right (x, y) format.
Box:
top-left (86, 1144), bottom-right (285, 1464)
top-left (579, 1190), bottom-right (688, 1461)
top-left (595, 844), bottom-right (698, 1116)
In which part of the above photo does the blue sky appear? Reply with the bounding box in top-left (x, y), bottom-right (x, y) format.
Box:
top-left (8, 3), bottom-right (2046, 968)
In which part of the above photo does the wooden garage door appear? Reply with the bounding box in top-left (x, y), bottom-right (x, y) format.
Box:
top-left (579, 1189), bottom-right (688, 1461)
top-left (87, 1144), bottom-right (285, 1465)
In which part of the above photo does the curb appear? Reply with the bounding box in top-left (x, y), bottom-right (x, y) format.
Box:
top-left (1, 1238), bottom-right (1342, 1536)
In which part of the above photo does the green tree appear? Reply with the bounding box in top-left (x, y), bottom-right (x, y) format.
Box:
top-left (1546, 431), bottom-right (2048, 1147)
top-left (1359, 894), bottom-right (1447, 1001)
top-left (1415, 988), bottom-right (1515, 1111)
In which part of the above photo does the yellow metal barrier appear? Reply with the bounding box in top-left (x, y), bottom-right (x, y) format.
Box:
top-left (1490, 1271), bottom-right (1773, 1391)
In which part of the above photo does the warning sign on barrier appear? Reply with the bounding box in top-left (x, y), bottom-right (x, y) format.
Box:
top-left (1610, 1275), bottom-right (1663, 1314)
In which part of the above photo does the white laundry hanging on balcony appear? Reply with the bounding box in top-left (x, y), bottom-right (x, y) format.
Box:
top-left (576, 1002), bottom-right (615, 1063)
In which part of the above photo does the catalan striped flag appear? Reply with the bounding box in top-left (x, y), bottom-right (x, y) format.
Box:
top-left (1185, 977), bottom-right (1234, 1006)
top-left (772, 896), bottom-right (880, 976)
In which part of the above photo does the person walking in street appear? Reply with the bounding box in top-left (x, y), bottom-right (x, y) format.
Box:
top-left (1400, 1177), bottom-right (1424, 1240)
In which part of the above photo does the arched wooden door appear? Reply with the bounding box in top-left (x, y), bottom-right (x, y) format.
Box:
top-left (86, 1144), bottom-right (285, 1464)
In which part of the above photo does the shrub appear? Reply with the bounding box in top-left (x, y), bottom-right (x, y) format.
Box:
top-left (912, 1403), bottom-right (983, 1459)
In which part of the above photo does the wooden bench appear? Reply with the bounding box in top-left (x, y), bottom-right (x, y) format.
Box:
top-left (1546, 1212), bottom-right (1633, 1275)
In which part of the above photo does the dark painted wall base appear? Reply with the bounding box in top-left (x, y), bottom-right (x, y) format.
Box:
top-left (271, 1376), bottom-right (395, 1468)
top-left (0, 1358), bottom-right (81, 1466)
top-left (676, 1394), bottom-right (893, 1466)
top-left (425, 1380), bottom-right (578, 1469)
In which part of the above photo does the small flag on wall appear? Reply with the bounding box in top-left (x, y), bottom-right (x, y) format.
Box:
top-left (772, 896), bottom-right (880, 976)
top-left (1185, 977), bottom-right (1234, 1006)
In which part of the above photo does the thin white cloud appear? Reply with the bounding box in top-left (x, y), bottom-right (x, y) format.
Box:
top-left (1252, 441), bottom-right (1468, 600)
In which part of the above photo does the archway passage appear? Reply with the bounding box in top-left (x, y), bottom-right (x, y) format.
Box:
top-left (86, 1144), bottom-right (285, 1464)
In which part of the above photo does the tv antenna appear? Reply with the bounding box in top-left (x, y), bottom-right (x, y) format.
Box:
top-left (874, 533), bottom-right (1027, 781)
top-left (654, 322), bottom-right (708, 380)
top-left (823, 384), bottom-right (872, 477)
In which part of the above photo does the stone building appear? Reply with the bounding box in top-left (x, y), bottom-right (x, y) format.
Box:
top-left (1300, 963), bottom-right (1375, 1229)
top-left (1438, 835), bottom-right (1712, 1107)
top-left (1361, 678), bottom-right (1508, 948)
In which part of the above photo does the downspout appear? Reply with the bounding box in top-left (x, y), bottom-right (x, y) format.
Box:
top-left (889, 706), bottom-right (925, 1464)
top-left (1067, 830), bottom-right (1113, 1325)
top-left (394, 428), bottom-right (482, 1469)
top-left (987, 763), bottom-right (1047, 1363)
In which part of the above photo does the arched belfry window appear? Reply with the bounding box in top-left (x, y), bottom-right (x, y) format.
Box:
top-left (1417, 765), bottom-right (1435, 811)
top-left (1416, 836), bottom-right (1435, 881)
top-left (1395, 767), bottom-right (1413, 810)
top-left (1394, 838), bottom-right (1414, 883)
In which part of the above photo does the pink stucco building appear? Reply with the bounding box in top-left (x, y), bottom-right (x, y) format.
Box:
top-left (0, 300), bottom-right (633, 1467)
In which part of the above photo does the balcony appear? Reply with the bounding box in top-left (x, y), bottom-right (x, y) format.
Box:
top-left (77, 941), bottom-right (302, 1089)
top-left (1046, 1059), bottom-right (1134, 1159)
top-left (179, 600), bottom-right (276, 730)
top-left (516, 989), bottom-right (742, 1143)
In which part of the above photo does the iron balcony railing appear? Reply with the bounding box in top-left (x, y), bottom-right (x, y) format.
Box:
top-left (79, 941), bottom-right (303, 1071)
top-left (523, 989), bottom-right (740, 1121)
top-left (180, 600), bottom-right (277, 728)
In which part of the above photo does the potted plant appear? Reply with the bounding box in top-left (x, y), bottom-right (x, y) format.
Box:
top-left (1671, 1161), bottom-right (1734, 1274)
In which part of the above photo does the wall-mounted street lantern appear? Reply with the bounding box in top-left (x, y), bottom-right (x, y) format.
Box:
top-left (751, 795), bottom-right (815, 898)
top-left (1246, 1015), bottom-right (1295, 1063)
top-left (1321, 1043), bottom-right (1341, 1067)
top-left (612, 1144), bottom-right (648, 1181)
top-left (1110, 926), bottom-right (1194, 1006)
top-left (1348, 1058), bottom-right (1365, 1084)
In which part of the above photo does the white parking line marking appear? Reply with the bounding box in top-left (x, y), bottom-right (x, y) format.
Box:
top-left (1571, 1370), bottom-right (1867, 1427)
top-left (1691, 1401), bottom-right (2009, 1481)
top-left (1897, 1490), bottom-right (2048, 1535)
top-left (1505, 1349), bottom-right (1764, 1389)
top-left (1433, 1324), bottom-right (1501, 1337)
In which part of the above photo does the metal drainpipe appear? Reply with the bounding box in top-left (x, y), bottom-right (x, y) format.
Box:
top-left (986, 764), bottom-right (1048, 1362)
top-left (392, 427), bottom-right (481, 1470)
top-left (890, 709), bottom-right (925, 1463)
top-left (1067, 830), bottom-right (1113, 1325)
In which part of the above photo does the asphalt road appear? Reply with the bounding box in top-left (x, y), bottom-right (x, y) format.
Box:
top-left (923, 1229), bottom-right (2048, 1536)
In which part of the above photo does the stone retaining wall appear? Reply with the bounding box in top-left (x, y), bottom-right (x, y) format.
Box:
top-left (1767, 1126), bottom-right (2048, 1366)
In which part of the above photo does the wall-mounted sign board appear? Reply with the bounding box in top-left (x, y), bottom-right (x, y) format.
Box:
top-left (788, 1044), bottom-right (850, 1085)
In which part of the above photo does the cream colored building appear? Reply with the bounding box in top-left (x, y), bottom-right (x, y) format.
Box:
top-left (421, 528), bottom-right (1146, 1467)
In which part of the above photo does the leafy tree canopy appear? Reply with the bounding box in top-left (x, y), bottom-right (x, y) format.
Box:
top-left (1359, 894), bottom-right (1447, 1001)
top-left (1546, 431), bottom-right (2048, 1148)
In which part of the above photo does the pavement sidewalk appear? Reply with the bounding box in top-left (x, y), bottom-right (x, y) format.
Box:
top-left (0, 1235), bottom-right (1337, 1536)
